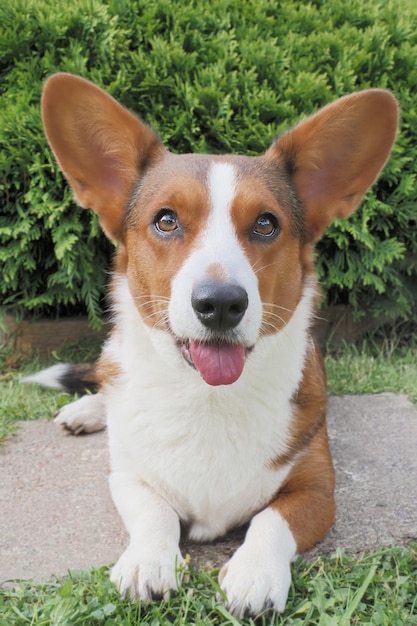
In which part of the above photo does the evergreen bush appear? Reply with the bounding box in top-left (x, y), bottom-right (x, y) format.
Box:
top-left (1, 0), bottom-right (416, 327)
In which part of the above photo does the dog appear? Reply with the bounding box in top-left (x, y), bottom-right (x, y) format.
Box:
top-left (29, 73), bottom-right (398, 618)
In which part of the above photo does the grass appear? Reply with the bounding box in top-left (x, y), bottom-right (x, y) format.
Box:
top-left (1, 328), bottom-right (416, 624)
top-left (1, 547), bottom-right (416, 625)
top-left (325, 339), bottom-right (417, 406)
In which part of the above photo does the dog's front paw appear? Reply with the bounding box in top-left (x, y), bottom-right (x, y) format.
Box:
top-left (218, 544), bottom-right (292, 619)
top-left (54, 394), bottom-right (106, 434)
top-left (110, 542), bottom-right (185, 602)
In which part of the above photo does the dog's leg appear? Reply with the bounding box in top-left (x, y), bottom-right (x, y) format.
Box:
top-left (54, 393), bottom-right (106, 434)
top-left (109, 471), bottom-right (184, 600)
top-left (219, 425), bottom-right (335, 618)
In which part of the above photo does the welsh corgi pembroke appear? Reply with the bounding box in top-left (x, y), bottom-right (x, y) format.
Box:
top-left (33, 73), bottom-right (398, 618)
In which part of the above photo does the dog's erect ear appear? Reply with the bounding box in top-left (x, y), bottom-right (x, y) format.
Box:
top-left (266, 90), bottom-right (398, 242)
top-left (42, 73), bottom-right (166, 241)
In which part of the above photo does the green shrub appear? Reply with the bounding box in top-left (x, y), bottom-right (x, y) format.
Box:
top-left (1, 0), bottom-right (416, 327)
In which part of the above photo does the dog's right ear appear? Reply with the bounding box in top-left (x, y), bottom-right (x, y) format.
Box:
top-left (42, 73), bottom-right (167, 242)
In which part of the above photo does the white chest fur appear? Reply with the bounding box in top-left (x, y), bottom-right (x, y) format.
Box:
top-left (105, 277), bottom-right (314, 541)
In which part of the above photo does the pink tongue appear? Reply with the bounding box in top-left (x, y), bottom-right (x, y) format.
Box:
top-left (189, 341), bottom-right (245, 386)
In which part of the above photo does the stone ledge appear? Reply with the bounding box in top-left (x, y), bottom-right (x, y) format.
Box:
top-left (1, 313), bottom-right (106, 357)
top-left (1, 305), bottom-right (387, 357)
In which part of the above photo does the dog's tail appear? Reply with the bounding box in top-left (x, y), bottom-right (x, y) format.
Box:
top-left (23, 362), bottom-right (98, 394)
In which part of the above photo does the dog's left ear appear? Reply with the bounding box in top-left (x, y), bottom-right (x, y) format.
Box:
top-left (42, 73), bottom-right (167, 241)
top-left (266, 90), bottom-right (398, 242)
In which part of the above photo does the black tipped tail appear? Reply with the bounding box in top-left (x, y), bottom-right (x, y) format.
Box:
top-left (23, 362), bottom-right (98, 394)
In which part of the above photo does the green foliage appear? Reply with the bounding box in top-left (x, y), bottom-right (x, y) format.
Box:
top-left (1, 548), bottom-right (416, 625)
top-left (1, 0), bottom-right (416, 325)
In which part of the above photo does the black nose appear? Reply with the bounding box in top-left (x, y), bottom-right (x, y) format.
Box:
top-left (191, 280), bottom-right (248, 332)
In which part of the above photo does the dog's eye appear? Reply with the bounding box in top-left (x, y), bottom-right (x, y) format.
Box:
top-left (252, 213), bottom-right (280, 240)
top-left (154, 209), bottom-right (179, 235)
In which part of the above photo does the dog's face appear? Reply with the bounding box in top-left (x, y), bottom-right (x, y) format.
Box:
top-left (41, 74), bottom-right (398, 385)
top-left (123, 153), bottom-right (307, 384)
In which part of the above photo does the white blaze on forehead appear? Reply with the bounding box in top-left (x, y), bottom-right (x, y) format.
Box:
top-left (208, 161), bottom-right (237, 229)
top-left (168, 160), bottom-right (263, 344)
top-left (203, 161), bottom-right (242, 272)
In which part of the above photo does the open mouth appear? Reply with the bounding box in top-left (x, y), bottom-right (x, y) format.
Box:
top-left (177, 339), bottom-right (250, 386)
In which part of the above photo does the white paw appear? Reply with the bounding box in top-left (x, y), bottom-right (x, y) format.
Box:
top-left (54, 394), bottom-right (106, 434)
top-left (110, 542), bottom-right (185, 601)
top-left (217, 508), bottom-right (297, 618)
top-left (219, 544), bottom-right (292, 618)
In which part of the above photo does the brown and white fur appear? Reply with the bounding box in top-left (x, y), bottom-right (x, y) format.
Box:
top-left (30, 74), bottom-right (398, 618)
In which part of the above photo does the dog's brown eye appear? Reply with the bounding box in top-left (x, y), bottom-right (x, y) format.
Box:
top-left (252, 213), bottom-right (279, 240)
top-left (154, 209), bottom-right (179, 235)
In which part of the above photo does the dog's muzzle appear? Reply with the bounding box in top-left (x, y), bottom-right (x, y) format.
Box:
top-left (177, 280), bottom-right (250, 386)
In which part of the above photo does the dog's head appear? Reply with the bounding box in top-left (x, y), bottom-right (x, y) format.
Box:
top-left (42, 74), bottom-right (398, 385)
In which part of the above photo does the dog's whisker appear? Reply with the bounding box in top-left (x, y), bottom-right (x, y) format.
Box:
top-left (263, 302), bottom-right (294, 315)
top-left (253, 261), bottom-right (281, 275)
top-left (134, 298), bottom-right (170, 308)
top-left (261, 321), bottom-right (284, 335)
top-left (134, 294), bottom-right (170, 303)
top-left (250, 256), bottom-right (267, 272)
top-left (311, 312), bottom-right (328, 323)
top-left (260, 321), bottom-right (280, 335)
top-left (262, 310), bottom-right (287, 326)
top-left (132, 296), bottom-right (171, 326)
top-left (137, 308), bottom-right (169, 329)
top-left (263, 310), bottom-right (286, 322)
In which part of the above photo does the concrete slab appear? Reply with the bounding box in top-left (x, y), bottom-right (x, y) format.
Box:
top-left (1, 393), bottom-right (416, 583)
top-left (309, 393), bottom-right (417, 557)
